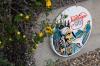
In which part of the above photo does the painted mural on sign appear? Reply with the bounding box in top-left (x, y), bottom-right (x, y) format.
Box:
top-left (51, 6), bottom-right (92, 57)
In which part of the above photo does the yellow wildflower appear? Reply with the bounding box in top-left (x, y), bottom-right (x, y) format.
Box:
top-left (23, 35), bottom-right (26, 38)
top-left (25, 15), bottom-right (30, 20)
top-left (36, 44), bottom-right (38, 48)
top-left (19, 13), bottom-right (24, 17)
top-left (17, 31), bottom-right (21, 35)
top-left (38, 32), bottom-right (44, 37)
top-left (45, 26), bottom-right (53, 34)
top-left (9, 38), bottom-right (12, 41)
top-left (45, 0), bottom-right (52, 8)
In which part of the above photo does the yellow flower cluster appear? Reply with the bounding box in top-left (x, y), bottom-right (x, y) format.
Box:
top-left (19, 13), bottom-right (30, 20)
top-left (45, 26), bottom-right (53, 34)
top-left (38, 32), bottom-right (44, 37)
top-left (45, 0), bottom-right (52, 8)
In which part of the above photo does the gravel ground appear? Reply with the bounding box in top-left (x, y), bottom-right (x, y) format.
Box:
top-left (34, 0), bottom-right (100, 66)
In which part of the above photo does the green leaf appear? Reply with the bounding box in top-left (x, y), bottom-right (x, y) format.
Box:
top-left (14, 15), bottom-right (22, 22)
top-left (35, 2), bottom-right (42, 6)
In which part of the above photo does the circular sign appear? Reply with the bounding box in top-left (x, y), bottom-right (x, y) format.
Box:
top-left (50, 6), bottom-right (92, 57)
